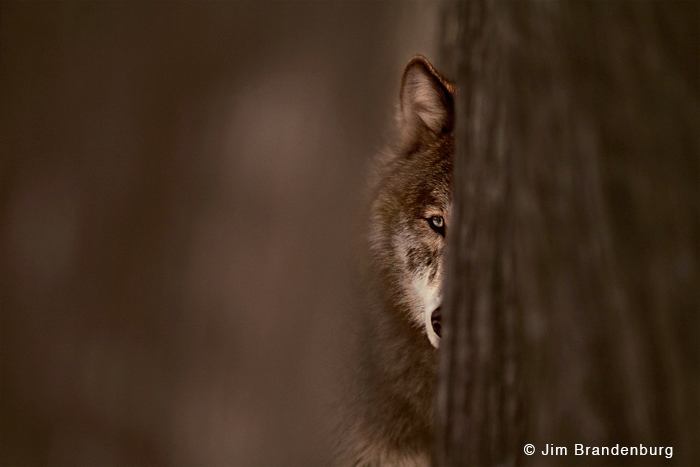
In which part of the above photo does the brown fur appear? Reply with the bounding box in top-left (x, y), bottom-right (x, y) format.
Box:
top-left (336, 57), bottom-right (454, 467)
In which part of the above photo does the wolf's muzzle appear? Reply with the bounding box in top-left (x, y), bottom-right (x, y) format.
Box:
top-left (431, 306), bottom-right (442, 338)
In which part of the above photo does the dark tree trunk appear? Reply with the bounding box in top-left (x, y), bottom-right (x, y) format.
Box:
top-left (437, 2), bottom-right (699, 466)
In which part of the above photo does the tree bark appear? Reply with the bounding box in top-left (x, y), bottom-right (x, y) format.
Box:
top-left (437, 2), bottom-right (699, 466)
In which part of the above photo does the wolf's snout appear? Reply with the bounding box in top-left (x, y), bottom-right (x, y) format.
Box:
top-left (431, 306), bottom-right (442, 338)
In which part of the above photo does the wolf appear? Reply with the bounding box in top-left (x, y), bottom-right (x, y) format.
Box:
top-left (335, 56), bottom-right (454, 467)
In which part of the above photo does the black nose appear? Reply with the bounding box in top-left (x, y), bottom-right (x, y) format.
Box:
top-left (431, 306), bottom-right (442, 338)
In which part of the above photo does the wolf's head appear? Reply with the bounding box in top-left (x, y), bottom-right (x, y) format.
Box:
top-left (369, 56), bottom-right (454, 349)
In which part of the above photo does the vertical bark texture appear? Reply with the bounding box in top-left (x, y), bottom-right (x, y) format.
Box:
top-left (437, 2), bottom-right (699, 466)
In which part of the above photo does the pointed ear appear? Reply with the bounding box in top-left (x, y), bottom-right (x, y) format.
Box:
top-left (399, 56), bottom-right (454, 139)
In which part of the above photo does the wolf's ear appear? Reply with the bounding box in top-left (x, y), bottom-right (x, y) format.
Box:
top-left (399, 56), bottom-right (454, 140)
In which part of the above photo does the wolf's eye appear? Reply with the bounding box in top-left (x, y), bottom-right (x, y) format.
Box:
top-left (428, 215), bottom-right (445, 236)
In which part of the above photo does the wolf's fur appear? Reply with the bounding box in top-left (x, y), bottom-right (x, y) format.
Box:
top-left (336, 57), bottom-right (454, 467)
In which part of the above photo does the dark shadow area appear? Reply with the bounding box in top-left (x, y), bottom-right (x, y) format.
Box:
top-left (438, 2), bottom-right (698, 466)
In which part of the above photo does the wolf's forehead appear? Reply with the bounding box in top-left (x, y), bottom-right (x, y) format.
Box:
top-left (412, 171), bottom-right (451, 203)
top-left (415, 188), bottom-right (449, 208)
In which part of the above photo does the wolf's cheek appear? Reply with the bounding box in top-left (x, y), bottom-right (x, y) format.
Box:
top-left (410, 270), bottom-right (442, 348)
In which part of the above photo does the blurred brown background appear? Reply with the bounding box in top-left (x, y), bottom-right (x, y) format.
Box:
top-left (0, 2), bottom-right (440, 464)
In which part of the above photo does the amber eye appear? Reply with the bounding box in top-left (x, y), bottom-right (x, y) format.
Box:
top-left (428, 215), bottom-right (445, 236)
